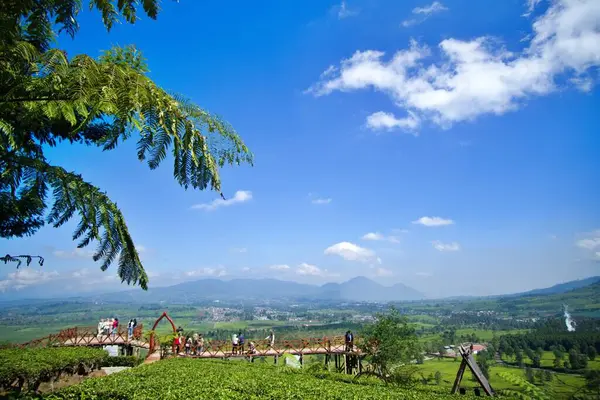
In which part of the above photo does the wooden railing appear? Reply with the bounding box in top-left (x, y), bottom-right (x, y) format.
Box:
top-left (172, 335), bottom-right (356, 358)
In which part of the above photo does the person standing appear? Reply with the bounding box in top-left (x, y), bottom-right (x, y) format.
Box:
top-left (197, 334), bottom-right (205, 354)
top-left (345, 330), bottom-right (354, 352)
top-left (112, 318), bottom-right (119, 337)
top-left (232, 333), bottom-right (239, 354)
top-left (238, 331), bottom-right (245, 353)
top-left (127, 319), bottom-right (134, 339)
top-left (266, 330), bottom-right (275, 348)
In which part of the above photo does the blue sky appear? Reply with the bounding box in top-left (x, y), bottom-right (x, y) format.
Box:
top-left (1, 0), bottom-right (599, 298)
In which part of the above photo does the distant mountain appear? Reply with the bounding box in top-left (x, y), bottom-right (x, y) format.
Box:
top-left (508, 276), bottom-right (600, 298)
top-left (110, 276), bottom-right (425, 304)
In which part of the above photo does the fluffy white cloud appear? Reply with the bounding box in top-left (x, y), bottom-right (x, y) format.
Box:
top-left (432, 241), bottom-right (461, 252)
top-left (337, 0), bottom-right (358, 19)
top-left (191, 190), bottom-right (252, 211)
top-left (185, 267), bottom-right (227, 277)
top-left (576, 230), bottom-right (600, 260)
top-left (296, 263), bottom-right (339, 277)
top-left (0, 268), bottom-right (60, 292)
top-left (310, 0), bottom-right (600, 130)
top-left (412, 216), bottom-right (454, 227)
top-left (296, 263), bottom-right (322, 276)
top-left (324, 241), bottom-right (380, 263)
top-left (366, 111), bottom-right (420, 132)
top-left (52, 248), bottom-right (95, 259)
top-left (402, 1), bottom-right (448, 27)
top-left (312, 198), bottom-right (332, 205)
top-left (269, 264), bottom-right (291, 271)
top-left (362, 232), bottom-right (400, 243)
top-left (375, 267), bottom-right (393, 277)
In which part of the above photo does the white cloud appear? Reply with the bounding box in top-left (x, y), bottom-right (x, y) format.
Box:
top-left (185, 267), bottom-right (227, 277)
top-left (241, 267), bottom-right (251, 272)
top-left (269, 264), bottom-right (291, 271)
top-left (191, 190), bottom-right (252, 211)
top-left (230, 247), bottom-right (248, 253)
top-left (366, 111), bottom-right (420, 132)
top-left (0, 268), bottom-right (60, 292)
top-left (312, 198), bottom-right (332, 205)
top-left (576, 230), bottom-right (600, 260)
top-left (310, 0), bottom-right (600, 130)
top-left (414, 1), bottom-right (448, 15)
top-left (402, 1), bottom-right (448, 27)
top-left (375, 267), bottom-right (393, 277)
top-left (576, 234), bottom-right (600, 250)
top-left (53, 248), bottom-right (95, 259)
top-left (432, 240), bottom-right (461, 252)
top-left (362, 232), bottom-right (400, 243)
top-left (337, 1), bottom-right (358, 19)
top-left (412, 216), bottom-right (454, 227)
top-left (296, 263), bottom-right (323, 276)
top-left (296, 263), bottom-right (339, 277)
top-left (136, 245), bottom-right (147, 253)
top-left (324, 241), bottom-right (380, 263)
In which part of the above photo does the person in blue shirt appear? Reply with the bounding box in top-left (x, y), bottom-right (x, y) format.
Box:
top-left (345, 330), bottom-right (354, 352)
top-left (238, 331), bottom-right (245, 353)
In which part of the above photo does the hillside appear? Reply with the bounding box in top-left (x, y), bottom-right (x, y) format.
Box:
top-left (110, 276), bottom-right (425, 304)
top-left (511, 276), bottom-right (600, 297)
top-left (45, 358), bottom-right (460, 399)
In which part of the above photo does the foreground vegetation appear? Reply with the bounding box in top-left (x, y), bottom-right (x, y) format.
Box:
top-left (0, 348), bottom-right (107, 393)
top-left (41, 358), bottom-right (470, 400)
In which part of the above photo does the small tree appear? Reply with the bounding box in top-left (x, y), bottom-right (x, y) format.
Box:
top-left (359, 307), bottom-right (420, 382)
top-left (585, 370), bottom-right (600, 396)
top-left (525, 367), bottom-right (535, 384)
top-left (434, 371), bottom-right (442, 385)
top-left (543, 370), bottom-right (553, 383)
top-left (516, 350), bottom-right (524, 367)
top-left (587, 346), bottom-right (597, 361)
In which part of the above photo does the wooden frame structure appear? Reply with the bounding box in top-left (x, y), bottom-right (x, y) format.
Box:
top-left (9, 312), bottom-right (361, 371)
top-left (451, 345), bottom-right (494, 396)
top-left (148, 311), bottom-right (177, 355)
top-left (13, 324), bottom-right (145, 349)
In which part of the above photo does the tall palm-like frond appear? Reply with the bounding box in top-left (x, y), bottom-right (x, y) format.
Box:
top-left (0, 0), bottom-right (253, 289)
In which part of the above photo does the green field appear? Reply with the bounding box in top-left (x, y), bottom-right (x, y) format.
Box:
top-left (416, 357), bottom-right (585, 399)
top-left (418, 328), bottom-right (530, 344)
top-left (43, 358), bottom-right (464, 400)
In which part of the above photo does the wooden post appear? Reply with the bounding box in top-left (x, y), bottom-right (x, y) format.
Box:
top-left (325, 353), bottom-right (329, 367)
top-left (335, 354), bottom-right (339, 370)
top-left (344, 354), bottom-right (349, 374)
top-left (451, 359), bottom-right (467, 394)
top-left (358, 356), bottom-right (362, 374)
top-left (299, 354), bottom-right (303, 367)
top-left (274, 355), bottom-right (278, 365)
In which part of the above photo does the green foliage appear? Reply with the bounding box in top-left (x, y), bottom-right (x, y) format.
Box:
top-left (434, 370), bottom-right (442, 385)
top-left (584, 370), bottom-right (600, 394)
top-left (43, 358), bottom-right (464, 399)
top-left (498, 371), bottom-right (551, 400)
top-left (360, 307), bottom-right (420, 379)
top-left (100, 355), bottom-right (143, 368)
top-left (0, 1), bottom-right (252, 289)
top-left (0, 347), bottom-right (107, 393)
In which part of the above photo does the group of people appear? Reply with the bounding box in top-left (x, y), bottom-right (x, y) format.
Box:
top-left (97, 318), bottom-right (119, 337)
top-left (96, 318), bottom-right (137, 338)
top-left (174, 331), bottom-right (206, 355)
top-left (170, 328), bottom-right (353, 356)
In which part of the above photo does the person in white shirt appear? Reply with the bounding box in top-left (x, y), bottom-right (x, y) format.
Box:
top-left (232, 333), bottom-right (239, 354)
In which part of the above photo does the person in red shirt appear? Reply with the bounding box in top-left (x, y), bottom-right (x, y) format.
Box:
top-left (112, 318), bottom-right (119, 337)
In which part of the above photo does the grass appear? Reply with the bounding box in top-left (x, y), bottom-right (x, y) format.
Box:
top-left (415, 357), bottom-right (585, 399)
top-left (418, 328), bottom-right (529, 344)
